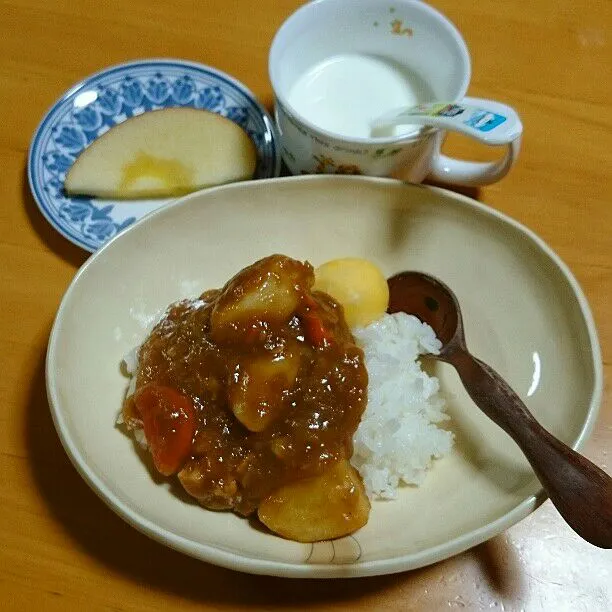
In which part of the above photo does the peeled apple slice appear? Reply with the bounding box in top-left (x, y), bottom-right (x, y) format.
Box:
top-left (64, 107), bottom-right (257, 198)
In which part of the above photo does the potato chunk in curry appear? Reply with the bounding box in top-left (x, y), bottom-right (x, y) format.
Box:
top-left (258, 459), bottom-right (370, 542)
top-left (122, 254), bottom-right (369, 541)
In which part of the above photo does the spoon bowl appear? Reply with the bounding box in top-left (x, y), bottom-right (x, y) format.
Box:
top-left (388, 271), bottom-right (460, 348)
top-left (388, 271), bottom-right (612, 549)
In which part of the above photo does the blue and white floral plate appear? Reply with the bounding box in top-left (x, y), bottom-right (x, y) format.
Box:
top-left (28, 59), bottom-right (281, 252)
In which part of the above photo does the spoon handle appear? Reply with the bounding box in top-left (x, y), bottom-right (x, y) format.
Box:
top-left (450, 348), bottom-right (612, 548)
top-left (371, 98), bottom-right (523, 146)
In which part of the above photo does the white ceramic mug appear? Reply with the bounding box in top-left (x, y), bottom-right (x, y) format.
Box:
top-left (269, 0), bottom-right (522, 186)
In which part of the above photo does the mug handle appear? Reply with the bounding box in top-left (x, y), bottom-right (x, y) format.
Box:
top-left (426, 97), bottom-right (522, 187)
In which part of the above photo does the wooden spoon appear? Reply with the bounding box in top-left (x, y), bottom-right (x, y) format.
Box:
top-left (387, 271), bottom-right (612, 548)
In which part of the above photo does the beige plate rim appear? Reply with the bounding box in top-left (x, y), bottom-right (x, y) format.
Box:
top-left (46, 175), bottom-right (603, 578)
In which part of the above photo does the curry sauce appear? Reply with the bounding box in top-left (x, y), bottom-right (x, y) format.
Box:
top-left (122, 255), bottom-right (369, 537)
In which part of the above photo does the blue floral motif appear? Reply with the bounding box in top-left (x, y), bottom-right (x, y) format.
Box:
top-left (45, 177), bottom-right (63, 193)
top-left (44, 152), bottom-right (74, 174)
top-left (59, 200), bottom-right (93, 223)
top-left (196, 86), bottom-right (223, 111)
top-left (74, 105), bottom-right (102, 132)
top-left (121, 77), bottom-right (144, 107)
top-left (146, 76), bottom-right (170, 104)
top-left (172, 75), bottom-right (195, 105)
top-left (55, 126), bottom-right (86, 152)
top-left (84, 219), bottom-right (117, 242)
top-left (90, 204), bottom-right (114, 220)
top-left (97, 87), bottom-right (122, 115)
top-left (225, 106), bottom-right (249, 128)
top-left (29, 60), bottom-right (279, 252)
top-left (58, 199), bottom-right (135, 242)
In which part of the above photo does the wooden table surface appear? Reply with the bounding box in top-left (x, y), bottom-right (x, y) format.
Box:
top-left (1, 0), bottom-right (610, 609)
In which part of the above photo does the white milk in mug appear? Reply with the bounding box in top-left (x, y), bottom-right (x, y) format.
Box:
top-left (287, 54), bottom-right (433, 139)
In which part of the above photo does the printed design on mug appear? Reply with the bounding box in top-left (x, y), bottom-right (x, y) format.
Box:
top-left (281, 146), bottom-right (296, 163)
top-left (373, 147), bottom-right (403, 159)
top-left (390, 19), bottom-right (413, 36)
top-left (306, 154), bottom-right (363, 175)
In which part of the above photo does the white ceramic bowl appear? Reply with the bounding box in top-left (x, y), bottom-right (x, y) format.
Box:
top-left (46, 176), bottom-right (602, 578)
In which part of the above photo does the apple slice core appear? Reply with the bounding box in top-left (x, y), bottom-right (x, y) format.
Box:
top-left (64, 107), bottom-right (257, 199)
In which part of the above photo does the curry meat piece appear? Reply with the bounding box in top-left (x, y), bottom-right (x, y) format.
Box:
top-left (123, 255), bottom-right (368, 519)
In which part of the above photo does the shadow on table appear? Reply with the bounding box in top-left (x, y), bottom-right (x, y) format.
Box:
top-left (279, 157), bottom-right (484, 202)
top-left (423, 179), bottom-right (482, 201)
top-left (21, 165), bottom-right (89, 269)
top-left (26, 332), bottom-right (521, 607)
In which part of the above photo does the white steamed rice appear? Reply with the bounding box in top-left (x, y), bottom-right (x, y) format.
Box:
top-left (351, 312), bottom-right (453, 499)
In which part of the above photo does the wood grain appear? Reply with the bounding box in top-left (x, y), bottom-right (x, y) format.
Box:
top-left (1, 0), bottom-right (611, 609)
